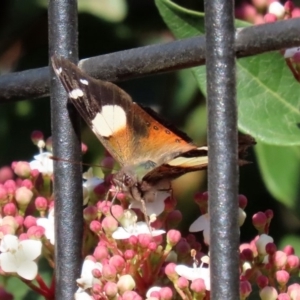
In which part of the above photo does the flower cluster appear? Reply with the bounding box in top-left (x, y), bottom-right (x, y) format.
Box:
top-left (0, 131), bottom-right (299, 300)
top-left (236, 0), bottom-right (300, 82)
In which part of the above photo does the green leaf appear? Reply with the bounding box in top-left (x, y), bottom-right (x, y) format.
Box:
top-left (255, 142), bottom-right (300, 212)
top-left (155, 0), bottom-right (300, 145)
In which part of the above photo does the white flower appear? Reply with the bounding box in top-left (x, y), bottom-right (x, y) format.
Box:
top-left (284, 47), bottom-right (300, 59)
top-left (268, 1), bottom-right (285, 19)
top-left (189, 213), bottom-right (210, 245)
top-left (76, 259), bottom-right (103, 290)
top-left (29, 152), bottom-right (53, 176)
top-left (74, 290), bottom-right (93, 300)
top-left (112, 221), bottom-right (165, 240)
top-left (82, 168), bottom-right (104, 205)
top-left (256, 234), bottom-right (274, 256)
top-left (175, 257), bottom-right (210, 291)
top-left (37, 207), bottom-right (55, 245)
top-left (129, 191), bottom-right (170, 216)
top-left (0, 234), bottom-right (42, 280)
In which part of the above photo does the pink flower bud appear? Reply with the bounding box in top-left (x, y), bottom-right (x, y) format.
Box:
top-left (287, 283), bottom-right (300, 299)
top-left (27, 225), bottom-right (45, 239)
top-left (283, 245), bottom-right (294, 255)
top-left (109, 255), bottom-right (125, 273)
top-left (81, 142), bottom-right (88, 154)
top-left (35, 197), bottom-right (48, 212)
top-left (260, 286), bottom-right (278, 300)
top-left (277, 293), bottom-right (291, 300)
top-left (266, 242), bottom-right (277, 255)
top-left (190, 278), bottom-right (206, 294)
top-left (149, 242), bottom-right (157, 251)
top-left (102, 263), bottom-right (117, 281)
top-left (13, 161), bottom-right (31, 178)
top-left (4, 180), bottom-right (16, 194)
top-left (252, 212), bottom-right (267, 232)
top-left (167, 229), bottom-right (181, 246)
top-left (276, 270), bottom-right (290, 286)
top-left (138, 234), bottom-right (152, 248)
top-left (15, 186), bottom-right (33, 209)
top-left (257, 275), bottom-right (269, 289)
top-left (159, 286), bottom-right (173, 299)
top-left (117, 274), bottom-right (136, 295)
top-left (0, 166), bottom-right (13, 183)
top-left (14, 215), bottom-right (24, 227)
top-left (166, 210), bottom-right (182, 228)
top-left (124, 250), bottom-right (135, 260)
top-left (94, 245), bottom-right (109, 261)
top-left (265, 209), bottom-right (274, 220)
top-left (3, 203), bottom-right (17, 216)
top-left (102, 216), bottom-right (118, 234)
top-left (92, 283), bottom-right (103, 295)
top-left (21, 179), bottom-right (33, 190)
top-left (122, 291), bottom-right (142, 300)
top-left (103, 282), bottom-right (118, 298)
top-left (238, 194), bottom-right (248, 209)
top-left (24, 215), bottom-right (37, 228)
top-left (241, 248), bottom-right (254, 261)
top-left (83, 205), bottom-right (98, 222)
top-left (284, 1), bottom-right (294, 14)
top-left (177, 277), bottom-right (189, 289)
top-left (264, 12), bottom-right (278, 22)
top-left (292, 7), bottom-right (300, 17)
top-left (92, 268), bottom-right (102, 278)
top-left (97, 201), bottom-right (111, 215)
top-left (273, 251), bottom-right (287, 269)
top-left (128, 235), bottom-right (138, 246)
top-left (286, 255), bottom-right (300, 271)
top-left (240, 280), bottom-right (252, 299)
top-left (31, 130), bottom-right (44, 145)
top-left (90, 220), bottom-right (102, 234)
top-left (93, 183), bottom-right (107, 197)
top-left (165, 263), bottom-right (178, 281)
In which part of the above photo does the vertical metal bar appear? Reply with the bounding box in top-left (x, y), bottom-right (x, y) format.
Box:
top-left (48, 1), bottom-right (83, 299)
top-left (205, 1), bottom-right (239, 299)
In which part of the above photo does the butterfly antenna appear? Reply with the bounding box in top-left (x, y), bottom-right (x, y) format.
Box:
top-left (50, 156), bottom-right (118, 172)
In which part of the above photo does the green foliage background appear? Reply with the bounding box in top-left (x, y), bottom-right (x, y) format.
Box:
top-left (1, 0), bottom-right (300, 298)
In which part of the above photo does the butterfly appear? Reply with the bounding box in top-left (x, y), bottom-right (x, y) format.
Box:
top-left (51, 56), bottom-right (255, 203)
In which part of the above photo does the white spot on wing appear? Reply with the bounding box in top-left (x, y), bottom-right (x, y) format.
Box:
top-left (56, 67), bottom-right (62, 74)
top-left (91, 105), bottom-right (126, 137)
top-left (69, 89), bottom-right (84, 99)
top-left (80, 79), bottom-right (89, 85)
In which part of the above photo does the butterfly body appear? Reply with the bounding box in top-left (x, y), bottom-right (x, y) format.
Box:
top-left (51, 56), bottom-right (255, 203)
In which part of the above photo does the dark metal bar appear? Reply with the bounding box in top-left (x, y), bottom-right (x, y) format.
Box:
top-left (48, 0), bottom-right (83, 299)
top-left (205, 1), bottom-right (239, 300)
top-left (1, 18), bottom-right (300, 103)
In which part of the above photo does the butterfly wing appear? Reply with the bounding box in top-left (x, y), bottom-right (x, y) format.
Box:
top-left (51, 56), bottom-right (202, 175)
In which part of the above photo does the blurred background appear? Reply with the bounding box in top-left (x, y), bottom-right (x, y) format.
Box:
top-left (0, 1), bottom-right (300, 297)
